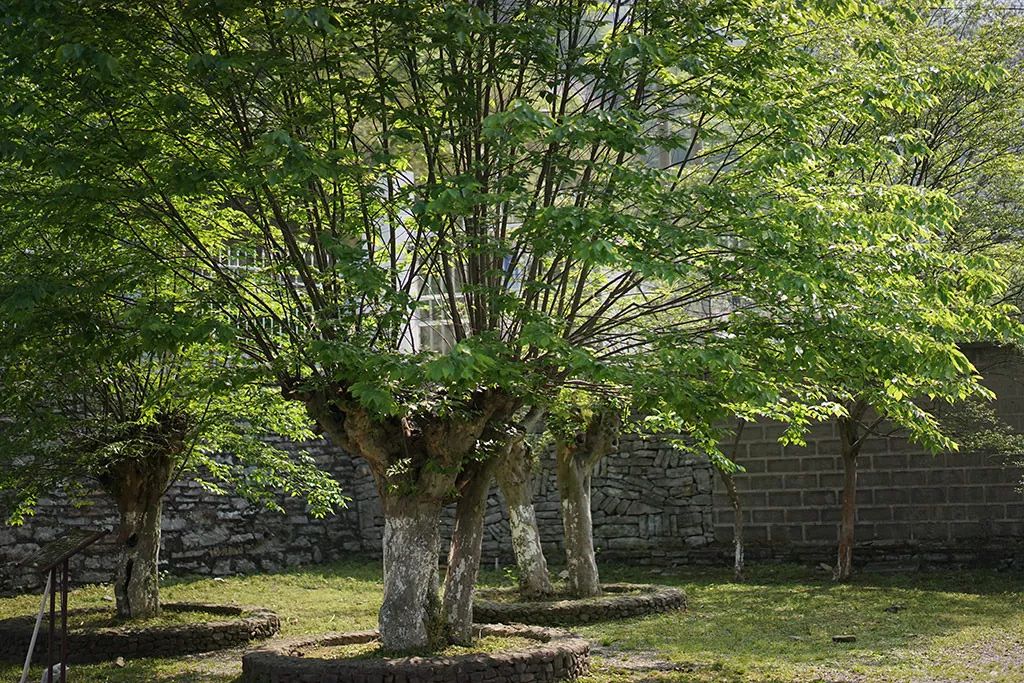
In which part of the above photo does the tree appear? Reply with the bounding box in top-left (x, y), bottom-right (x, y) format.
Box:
top-left (1, 0), bottom-right (1003, 649)
top-left (0, 206), bottom-right (344, 618)
top-left (715, 421), bottom-right (747, 582)
top-left (549, 394), bottom-right (621, 597)
top-left (812, 4), bottom-right (1024, 581)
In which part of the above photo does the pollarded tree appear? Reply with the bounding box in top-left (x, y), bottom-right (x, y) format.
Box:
top-left (549, 393), bottom-right (622, 598)
top-left (0, 0), bottom-right (990, 649)
top-left (0, 211), bottom-right (344, 619)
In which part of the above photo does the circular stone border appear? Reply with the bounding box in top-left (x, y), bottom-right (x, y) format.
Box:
top-left (0, 602), bottom-right (280, 664)
top-left (473, 583), bottom-right (686, 626)
top-left (241, 623), bottom-right (589, 683)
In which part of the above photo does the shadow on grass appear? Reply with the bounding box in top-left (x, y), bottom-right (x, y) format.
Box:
top-left (565, 562), bottom-right (1024, 682)
top-left (2, 559), bottom-right (1020, 683)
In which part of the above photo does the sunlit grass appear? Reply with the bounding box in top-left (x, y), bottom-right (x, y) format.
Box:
top-left (1, 561), bottom-right (1020, 682)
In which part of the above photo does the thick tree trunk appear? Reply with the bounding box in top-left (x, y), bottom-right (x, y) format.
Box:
top-left (114, 495), bottom-right (164, 619)
top-left (834, 446), bottom-right (858, 582)
top-left (495, 435), bottom-right (552, 598)
top-left (554, 408), bottom-right (620, 598)
top-left (720, 469), bottom-right (745, 582)
top-left (556, 447), bottom-right (601, 598)
top-left (379, 492), bottom-right (445, 652)
top-left (300, 387), bottom-right (516, 651)
top-left (442, 459), bottom-right (496, 644)
top-left (105, 456), bottom-right (175, 620)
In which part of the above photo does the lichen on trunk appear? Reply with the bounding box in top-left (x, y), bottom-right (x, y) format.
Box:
top-left (442, 458), bottom-right (497, 644)
top-left (380, 492), bottom-right (445, 651)
top-left (554, 407), bottom-right (621, 599)
top-left (495, 431), bottom-right (552, 598)
top-left (302, 387), bottom-right (515, 651)
top-left (557, 453), bottom-right (601, 597)
top-left (102, 454), bottom-right (175, 620)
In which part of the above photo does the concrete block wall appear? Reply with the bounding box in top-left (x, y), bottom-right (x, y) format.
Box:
top-left (712, 424), bottom-right (1024, 566)
top-left (712, 344), bottom-right (1024, 568)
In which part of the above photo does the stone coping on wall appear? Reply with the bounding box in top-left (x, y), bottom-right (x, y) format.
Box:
top-left (241, 623), bottom-right (590, 683)
top-left (473, 583), bottom-right (686, 626)
top-left (0, 602), bottom-right (280, 664)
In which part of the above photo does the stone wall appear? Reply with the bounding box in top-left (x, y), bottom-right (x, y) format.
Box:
top-left (434, 435), bottom-right (715, 567)
top-left (2, 344), bottom-right (1023, 593)
top-left (0, 434), bottom-right (716, 594)
top-left (0, 438), bottom-right (366, 594)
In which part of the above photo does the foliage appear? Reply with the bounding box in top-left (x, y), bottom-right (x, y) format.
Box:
top-left (788, 1), bottom-right (1024, 457)
top-left (1, 0), bottom-right (1013, 467)
top-left (934, 396), bottom-right (1024, 456)
top-left (0, 191), bottom-right (346, 523)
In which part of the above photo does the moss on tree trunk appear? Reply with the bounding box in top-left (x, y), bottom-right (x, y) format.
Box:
top-left (104, 455), bottom-right (175, 620)
top-left (442, 458), bottom-right (497, 644)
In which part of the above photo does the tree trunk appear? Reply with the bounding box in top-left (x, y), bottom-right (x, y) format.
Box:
top-left (834, 411), bottom-right (864, 582)
top-left (834, 446), bottom-right (858, 582)
top-left (556, 447), bottom-right (601, 598)
top-left (300, 387), bottom-right (516, 651)
top-left (495, 434), bottom-right (553, 598)
top-left (106, 456), bottom-right (175, 620)
top-left (442, 459), bottom-right (496, 644)
top-left (720, 469), bottom-right (745, 582)
top-left (379, 492), bottom-right (445, 652)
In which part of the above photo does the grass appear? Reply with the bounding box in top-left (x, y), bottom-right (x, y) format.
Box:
top-left (0, 560), bottom-right (1021, 682)
top-left (300, 635), bottom-right (537, 661)
top-left (476, 583), bottom-right (645, 603)
top-left (66, 608), bottom-right (232, 630)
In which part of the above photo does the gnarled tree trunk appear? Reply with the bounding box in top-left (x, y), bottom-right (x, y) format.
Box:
top-left (380, 490), bottom-right (445, 651)
top-left (554, 408), bottom-right (621, 598)
top-left (495, 432), bottom-right (552, 598)
top-left (442, 458), bottom-right (497, 644)
top-left (104, 455), bottom-right (175, 620)
top-left (302, 387), bottom-right (515, 651)
top-left (557, 449), bottom-right (601, 597)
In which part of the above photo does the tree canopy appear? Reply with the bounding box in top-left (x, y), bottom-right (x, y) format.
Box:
top-left (2, 0), bottom-right (1022, 648)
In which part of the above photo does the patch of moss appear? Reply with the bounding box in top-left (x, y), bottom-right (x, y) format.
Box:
top-left (299, 635), bottom-right (538, 661)
top-left (68, 608), bottom-right (228, 630)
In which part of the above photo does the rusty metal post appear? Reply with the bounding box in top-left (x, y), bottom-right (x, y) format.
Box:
top-left (60, 559), bottom-right (68, 683)
top-left (47, 566), bottom-right (55, 678)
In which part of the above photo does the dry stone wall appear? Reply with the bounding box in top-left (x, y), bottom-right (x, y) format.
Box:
top-left (0, 438), bottom-right (365, 594)
top-left (350, 435), bottom-right (718, 568)
top-left (0, 435), bottom-right (717, 593)
top-left (2, 344), bottom-right (1023, 593)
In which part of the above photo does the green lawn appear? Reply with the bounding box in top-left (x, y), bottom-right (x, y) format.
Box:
top-left (1, 561), bottom-right (1021, 682)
